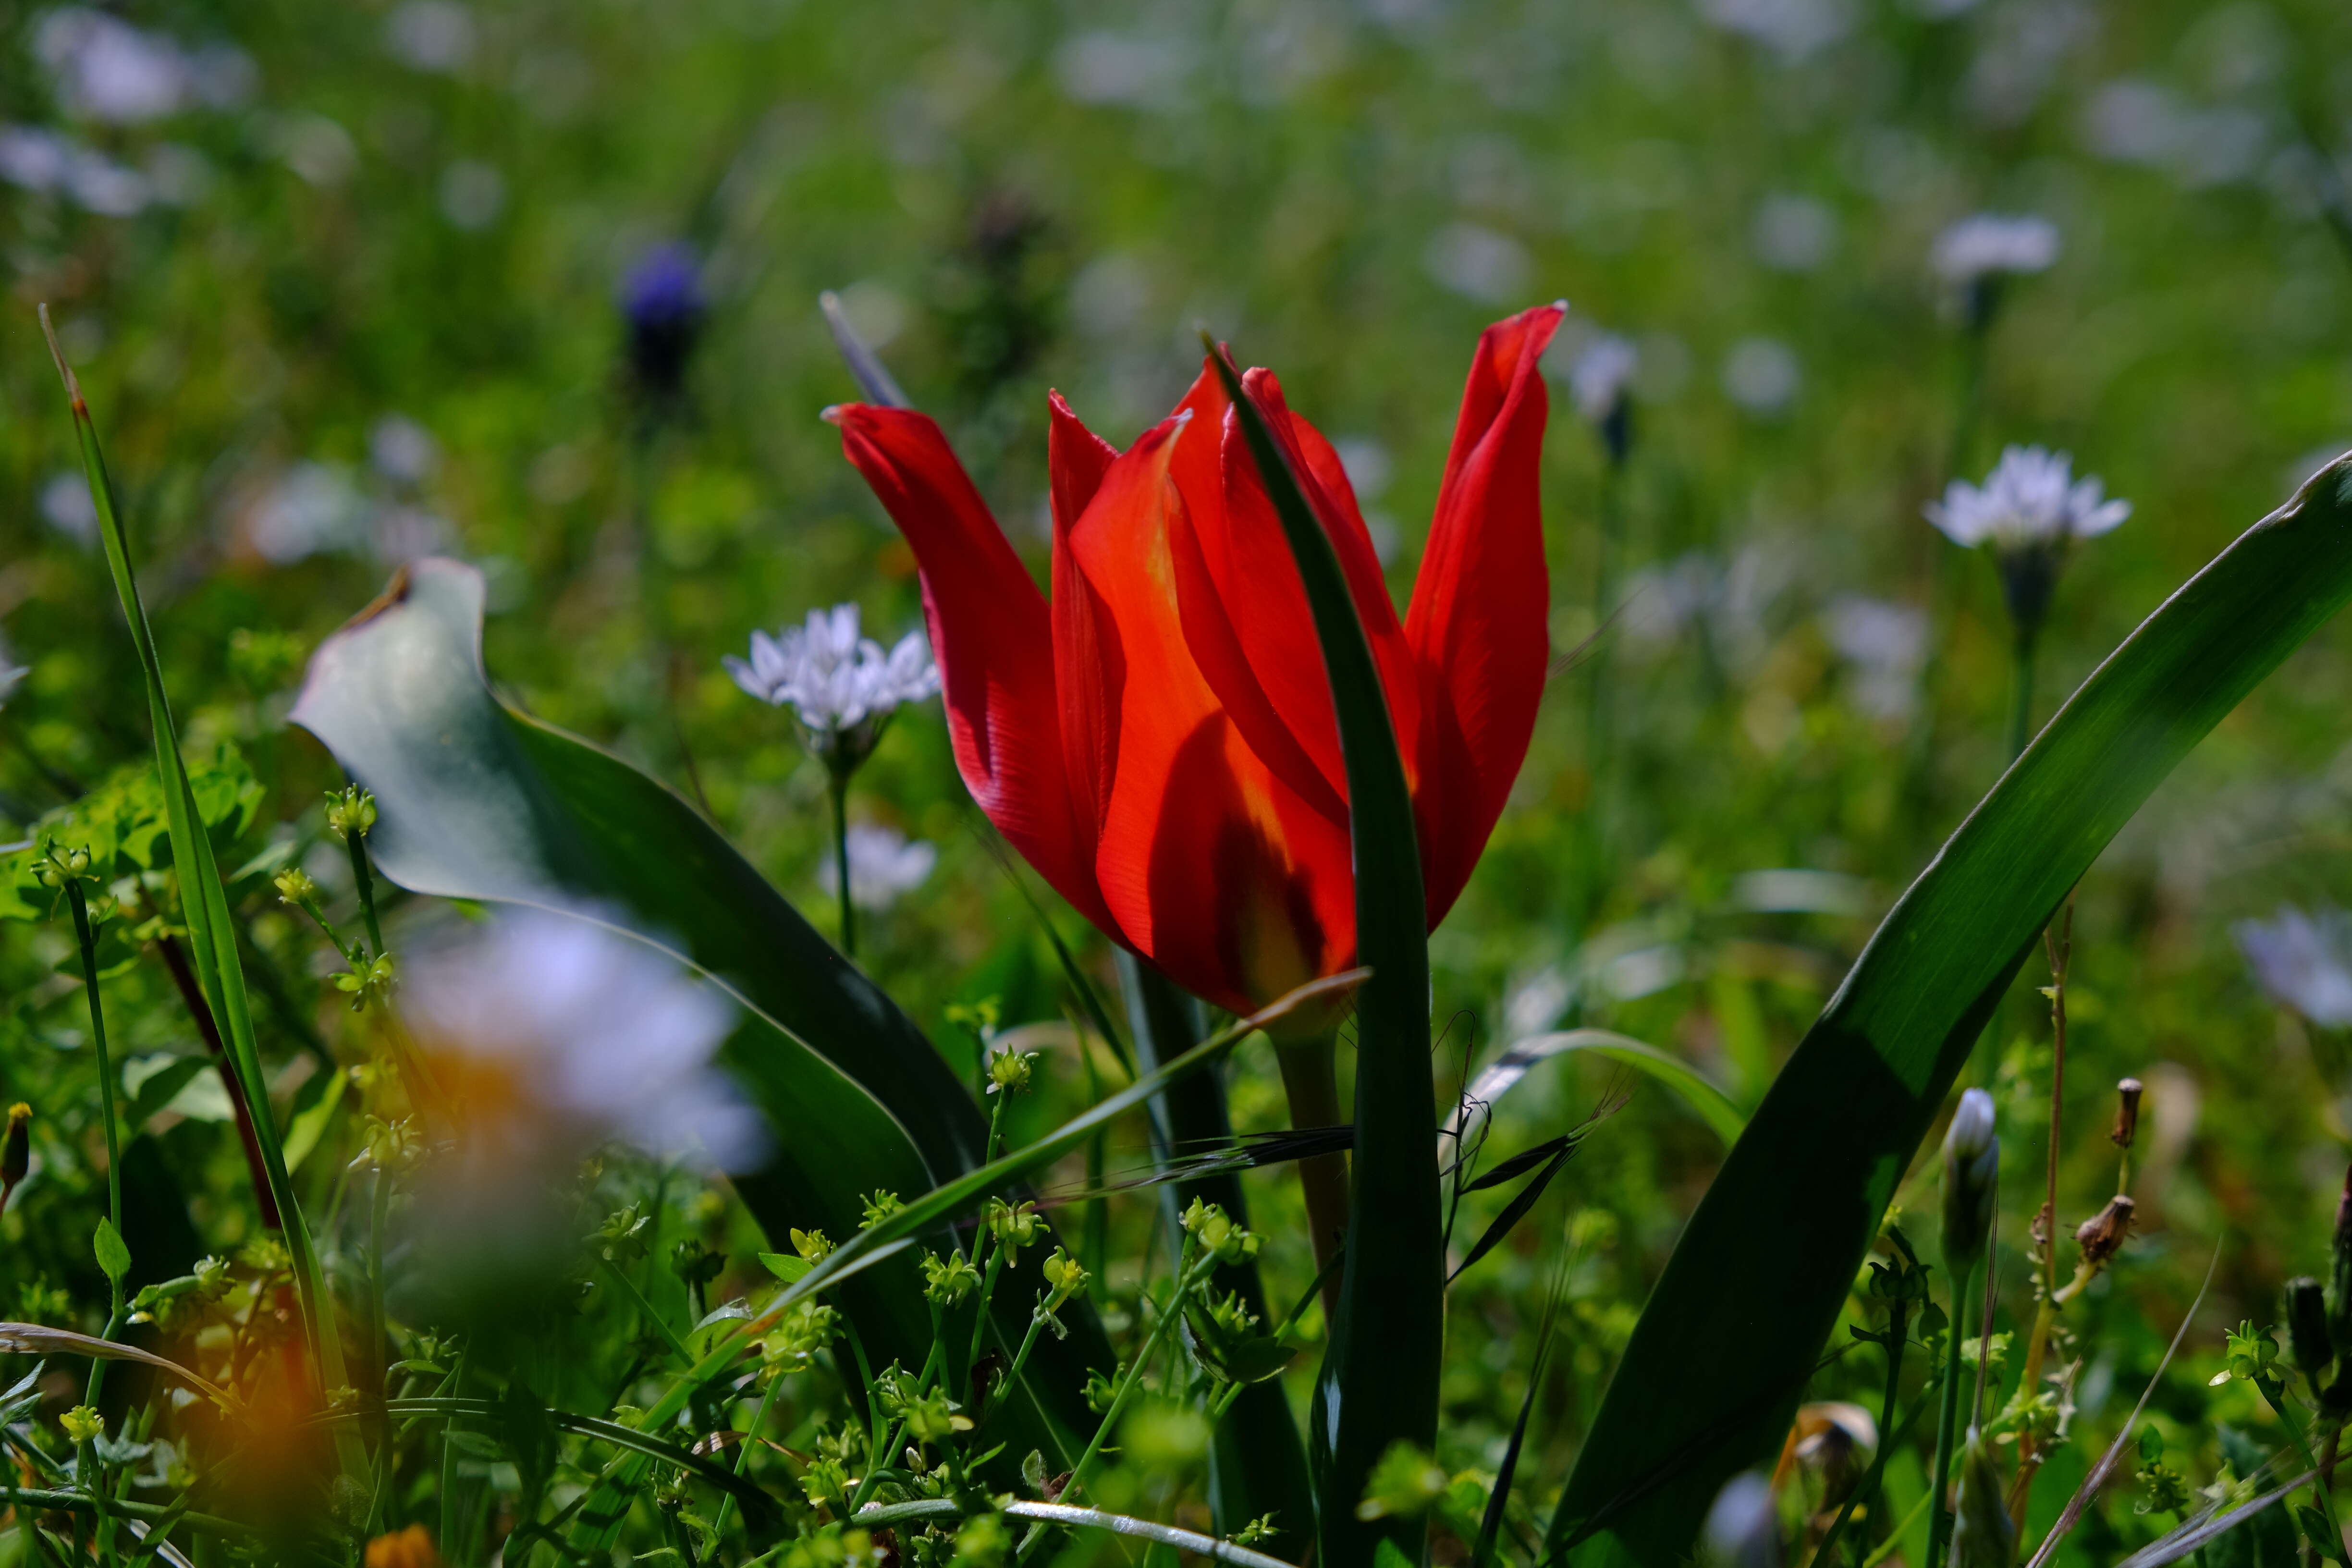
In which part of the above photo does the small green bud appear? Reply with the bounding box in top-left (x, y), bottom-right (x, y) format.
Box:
top-left (1941, 1089), bottom-right (1998, 1272)
top-left (2212, 1321), bottom-right (2280, 1387)
top-left (60, 1406), bottom-right (105, 1445)
top-left (1180, 1198), bottom-right (1261, 1266)
top-left (859, 1190), bottom-right (904, 1230)
top-left (324, 785), bottom-right (377, 841)
top-left (922, 1250), bottom-right (980, 1305)
top-left (790, 1227), bottom-right (834, 1261)
top-left (274, 867), bottom-right (320, 907)
top-left (1040, 1247), bottom-right (1090, 1309)
top-left (986, 1047), bottom-right (1035, 1097)
top-left (901, 1388), bottom-right (965, 1445)
top-left (983, 1197), bottom-right (1041, 1253)
top-left (333, 951), bottom-right (397, 1010)
top-left (799, 1455), bottom-right (849, 1512)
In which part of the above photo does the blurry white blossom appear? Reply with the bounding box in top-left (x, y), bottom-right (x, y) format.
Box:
top-left (370, 416), bottom-right (441, 487)
top-left (2080, 80), bottom-right (2269, 189)
top-left (0, 650), bottom-right (26, 710)
top-left (1697, 0), bottom-right (1853, 62)
top-left (1332, 437), bottom-right (1393, 501)
top-left (245, 464), bottom-right (371, 563)
top-left (727, 605), bottom-right (940, 738)
top-left (1722, 337), bottom-right (1801, 416)
top-left (385, 0), bottom-right (477, 73)
top-left (1931, 213), bottom-right (2059, 287)
top-left (1570, 335), bottom-right (1639, 426)
top-left (438, 159), bottom-right (505, 230)
top-left (272, 114), bottom-right (359, 186)
top-left (1423, 223), bottom-right (1533, 305)
top-left (37, 8), bottom-right (189, 122)
top-left (1054, 31), bottom-right (1199, 109)
top-left (1752, 194), bottom-right (1837, 271)
top-left (1923, 446), bottom-right (2129, 551)
top-left (0, 125), bottom-right (152, 214)
top-left (2236, 906), bottom-right (2352, 1030)
top-left (1823, 596), bottom-right (1928, 722)
top-left (819, 825), bottom-right (938, 912)
top-left (404, 907), bottom-right (760, 1168)
top-left (39, 472), bottom-right (98, 546)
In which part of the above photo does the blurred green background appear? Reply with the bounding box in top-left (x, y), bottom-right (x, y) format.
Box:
top-left (9, 0), bottom-right (2352, 1555)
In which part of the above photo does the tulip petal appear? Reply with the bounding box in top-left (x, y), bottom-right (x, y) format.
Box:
top-left (1163, 363), bottom-right (1422, 822)
top-left (1049, 393), bottom-right (1124, 853)
top-left (1403, 304), bottom-right (1565, 920)
top-left (830, 404), bottom-right (1111, 932)
top-left (1062, 407), bottom-right (1353, 1014)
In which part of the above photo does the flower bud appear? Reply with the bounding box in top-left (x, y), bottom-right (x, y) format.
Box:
top-left (1041, 1247), bottom-right (1090, 1309)
top-left (60, 1405), bottom-right (105, 1445)
top-left (1699, 1471), bottom-right (1779, 1568)
top-left (2109, 1078), bottom-right (2144, 1149)
top-left (1180, 1198), bottom-right (1262, 1266)
top-left (324, 785), bottom-right (377, 841)
top-left (1941, 1089), bottom-right (1999, 1271)
top-left (275, 867), bottom-right (320, 907)
top-left (859, 1190), bottom-right (904, 1230)
top-left (2287, 1277), bottom-right (2334, 1376)
top-left (983, 1197), bottom-right (1041, 1253)
top-left (1949, 1427), bottom-right (2017, 1568)
top-left (986, 1047), bottom-right (1035, 1097)
top-left (790, 1227), bottom-right (834, 1262)
top-left (922, 1250), bottom-right (980, 1305)
top-left (2072, 1195), bottom-right (2134, 1269)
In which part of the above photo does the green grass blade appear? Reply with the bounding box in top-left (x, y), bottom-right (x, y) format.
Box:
top-left (1463, 1030), bottom-right (1745, 1148)
top-left (1120, 953), bottom-right (1316, 1563)
top-left (38, 310), bottom-right (348, 1409)
top-left (1546, 455), bottom-right (2352, 1566)
top-left (1207, 344), bottom-right (1437, 1566)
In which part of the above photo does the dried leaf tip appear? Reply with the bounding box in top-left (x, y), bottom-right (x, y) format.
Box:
top-left (37, 303), bottom-right (87, 413)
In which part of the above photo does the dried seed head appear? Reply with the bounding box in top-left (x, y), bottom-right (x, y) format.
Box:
top-left (2285, 1276), bottom-right (2334, 1376)
top-left (2110, 1078), bottom-right (2144, 1148)
top-left (2073, 1194), bottom-right (2135, 1268)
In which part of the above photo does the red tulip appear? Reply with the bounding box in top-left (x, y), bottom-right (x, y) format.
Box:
top-left (830, 305), bottom-right (1564, 1018)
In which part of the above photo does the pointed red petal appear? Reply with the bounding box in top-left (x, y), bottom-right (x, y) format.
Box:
top-left (830, 404), bottom-right (1112, 933)
top-left (1403, 304), bottom-right (1566, 921)
top-left (1063, 408), bottom-right (1353, 1013)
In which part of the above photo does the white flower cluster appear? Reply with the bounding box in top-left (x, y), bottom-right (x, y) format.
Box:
top-left (726, 604), bottom-right (939, 737)
top-left (1923, 445), bottom-right (2130, 552)
top-left (819, 824), bottom-right (938, 912)
top-left (2236, 906), bottom-right (2352, 1030)
top-left (1932, 213), bottom-right (2060, 287)
top-left (403, 906), bottom-right (764, 1169)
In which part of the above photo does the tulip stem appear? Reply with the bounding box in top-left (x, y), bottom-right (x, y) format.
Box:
top-left (829, 768), bottom-right (857, 960)
top-left (1270, 1027), bottom-right (1349, 1322)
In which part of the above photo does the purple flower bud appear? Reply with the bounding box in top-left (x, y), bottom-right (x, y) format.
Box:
top-left (620, 242), bottom-right (706, 399)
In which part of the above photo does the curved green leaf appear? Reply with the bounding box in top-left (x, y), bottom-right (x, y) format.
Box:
top-left (1548, 455), bottom-right (2352, 1565)
top-left (1211, 348), bottom-right (1437, 1567)
top-left (287, 559), bottom-right (1110, 1467)
top-left (1459, 1030), bottom-right (1745, 1148)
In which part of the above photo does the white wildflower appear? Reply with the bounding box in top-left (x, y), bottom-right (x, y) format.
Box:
top-left (818, 825), bottom-right (938, 912)
top-left (244, 463), bottom-right (372, 564)
top-left (1697, 0), bottom-right (1853, 63)
top-left (39, 472), bottom-right (98, 546)
top-left (403, 906), bottom-right (762, 1168)
top-left (726, 604), bottom-right (940, 753)
top-left (2235, 906), bottom-right (2352, 1030)
top-left (369, 415), bottom-right (441, 487)
top-left (1722, 338), bottom-right (1801, 416)
top-left (1931, 213), bottom-right (2059, 287)
top-left (385, 0), bottom-right (477, 74)
top-left (1923, 445), bottom-right (2129, 552)
top-left (1569, 335), bottom-right (1638, 427)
